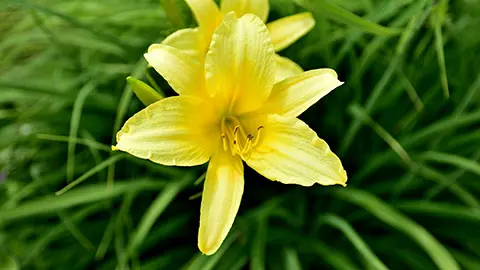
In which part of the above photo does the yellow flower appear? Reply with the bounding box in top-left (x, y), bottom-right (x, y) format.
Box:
top-left (114, 13), bottom-right (347, 255)
top-left (150, 0), bottom-right (316, 82)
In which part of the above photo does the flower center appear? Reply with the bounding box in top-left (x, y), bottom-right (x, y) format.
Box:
top-left (220, 116), bottom-right (263, 158)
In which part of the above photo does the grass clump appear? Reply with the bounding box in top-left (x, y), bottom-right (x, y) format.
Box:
top-left (1, 0), bottom-right (480, 269)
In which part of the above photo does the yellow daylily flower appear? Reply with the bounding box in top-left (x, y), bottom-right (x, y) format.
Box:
top-left (114, 13), bottom-right (347, 255)
top-left (153, 0), bottom-right (315, 82)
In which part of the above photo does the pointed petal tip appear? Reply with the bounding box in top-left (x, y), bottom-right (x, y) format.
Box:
top-left (111, 145), bottom-right (119, 151)
top-left (198, 242), bottom-right (217, 256)
top-left (337, 170), bottom-right (348, 187)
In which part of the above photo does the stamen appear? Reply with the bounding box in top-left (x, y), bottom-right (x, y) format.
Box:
top-left (221, 133), bottom-right (228, 151)
top-left (241, 138), bottom-right (252, 154)
top-left (221, 117), bottom-right (264, 157)
top-left (233, 125), bottom-right (240, 146)
top-left (252, 126), bottom-right (264, 147)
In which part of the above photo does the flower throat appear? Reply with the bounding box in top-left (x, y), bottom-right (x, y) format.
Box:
top-left (220, 116), bottom-right (263, 158)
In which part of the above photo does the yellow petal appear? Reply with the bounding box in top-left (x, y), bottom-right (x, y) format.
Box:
top-left (185, 0), bottom-right (223, 45)
top-left (220, 0), bottom-right (269, 22)
top-left (155, 27), bottom-right (205, 59)
top-left (267, 12), bottom-right (315, 52)
top-left (144, 44), bottom-right (206, 97)
top-left (274, 54), bottom-right (303, 83)
top-left (257, 69), bottom-right (343, 118)
top-left (243, 114), bottom-right (347, 186)
top-left (198, 149), bottom-right (244, 255)
top-left (114, 96), bottom-right (218, 166)
top-left (205, 13), bottom-right (276, 115)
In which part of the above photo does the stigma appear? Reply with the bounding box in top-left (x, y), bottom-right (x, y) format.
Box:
top-left (220, 116), bottom-right (263, 158)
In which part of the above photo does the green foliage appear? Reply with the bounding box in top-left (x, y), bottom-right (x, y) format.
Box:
top-left (1, 0), bottom-right (479, 269)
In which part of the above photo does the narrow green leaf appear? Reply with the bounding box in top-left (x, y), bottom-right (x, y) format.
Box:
top-left (416, 164), bottom-right (480, 208)
top-left (0, 254), bottom-right (18, 270)
top-left (19, 204), bottom-right (103, 265)
top-left (430, 2), bottom-right (449, 98)
top-left (349, 104), bottom-right (412, 165)
top-left (107, 58), bottom-right (146, 189)
top-left (341, 3), bottom-right (432, 153)
top-left (36, 133), bottom-right (111, 152)
top-left (121, 173), bottom-right (194, 266)
top-left (283, 248), bottom-right (302, 270)
top-left (401, 110), bottom-right (480, 147)
top-left (425, 150), bottom-right (480, 200)
top-left (394, 201), bottom-right (480, 223)
top-left (57, 211), bottom-right (96, 251)
top-left (319, 214), bottom-right (389, 270)
top-left (67, 82), bottom-right (96, 182)
top-left (396, 68), bottom-right (424, 112)
top-left (96, 215), bottom-right (116, 259)
top-left (451, 250), bottom-right (480, 270)
top-left (25, 2), bottom-right (132, 49)
top-left (250, 217), bottom-right (267, 270)
top-left (419, 151), bottom-right (480, 177)
top-left (334, 188), bottom-right (460, 270)
top-left (308, 241), bottom-right (358, 270)
top-left (297, 0), bottom-right (401, 36)
top-left (184, 232), bottom-right (240, 270)
top-left (57, 154), bottom-right (125, 195)
top-left (0, 180), bottom-right (165, 222)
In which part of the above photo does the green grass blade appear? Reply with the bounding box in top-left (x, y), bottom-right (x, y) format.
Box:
top-left (57, 211), bottom-right (96, 251)
top-left (349, 104), bottom-right (412, 165)
top-left (121, 173), bottom-right (194, 266)
top-left (107, 58), bottom-right (147, 189)
top-left (184, 232), bottom-right (240, 270)
top-left (416, 164), bottom-right (480, 208)
top-left (20, 204), bottom-right (103, 266)
top-left (250, 217), bottom-right (267, 270)
top-left (341, 4), bottom-right (432, 152)
top-left (319, 214), bottom-right (389, 270)
top-left (298, 0), bottom-right (401, 36)
top-left (0, 180), bottom-right (165, 222)
top-left (394, 201), bottom-right (480, 222)
top-left (96, 214), bottom-right (116, 260)
top-left (24, 2), bottom-right (132, 49)
top-left (451, 250), bottom-right (480, 269)
top-left (67, 82), bottom-right (96, 182)
top-left (401, 110), bottom-right (480, 147)
top-left (57, 154), bottom-right (125, 195)
top-left (419, 151), bottom-right (480, 177)
top-left (425, 150), bottom-right (480, 200)
top-left (283, 248), bottom-right (302, 270)
top-left (396, 68), bottom-right (424, 112)
top-left (308, 242), bottom-right (358, 270)
top-left (334, 188), bottom-right (460, 269)
top-left (430, 2), bottom-right (449, 98)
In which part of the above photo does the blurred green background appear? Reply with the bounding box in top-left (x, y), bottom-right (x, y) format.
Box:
top-left (1, 0), bottom-right (479, 269)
